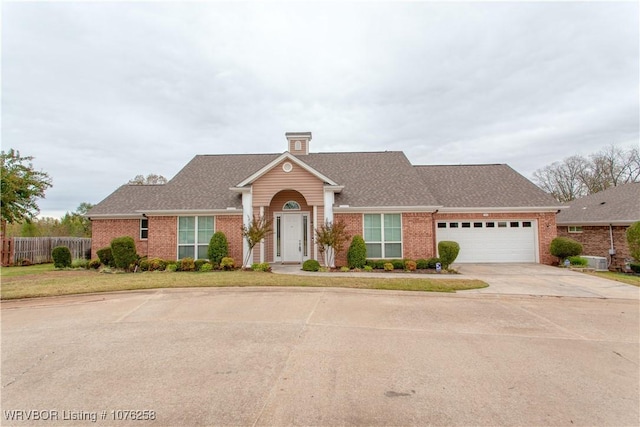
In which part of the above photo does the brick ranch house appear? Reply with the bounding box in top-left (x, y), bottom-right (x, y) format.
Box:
top-left (556, 182), bottom-right (639, 270)
top-left (88, 132), bottom-right (562, 266)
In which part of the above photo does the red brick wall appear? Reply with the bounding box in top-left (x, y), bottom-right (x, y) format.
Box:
top-left (557, 225), bottom-right (630, 269)
top-left (434, 211), bottom-right (558, 265)
top-left (147, 216), bottom-right (177, 260)
top-left (91, 219), bottom-right (148, 259)
top-left (216, 215), bottom-right (243, 264)
top-left (402, 212), bottom-right (435, 260)
top-left (333, 213), bottom-right (362, 266)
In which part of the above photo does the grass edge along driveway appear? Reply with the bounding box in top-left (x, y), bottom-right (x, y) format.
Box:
top-left (0, 266), bottom-right (488, 300)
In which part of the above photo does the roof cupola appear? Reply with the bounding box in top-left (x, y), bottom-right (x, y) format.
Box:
top-left (285, 132), bottom-right (311, 155)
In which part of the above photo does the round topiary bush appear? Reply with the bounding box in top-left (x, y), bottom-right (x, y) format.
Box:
top-left (302, 259), bottom-right (320, 272)
top-left (110, 236), bottom-right (138, 270)
top-left (96, 247), bottom-right (115, 267)
top-left (208, 232), bottom-right (229, 266)
top-left (52, 246), bottom-right (72, 269)
top-left (438, 241), bottom-right (460, 269)
top-left (549, 237), bottom-right (583, 262)
top-left (347, 235), bottom-right (367, 269)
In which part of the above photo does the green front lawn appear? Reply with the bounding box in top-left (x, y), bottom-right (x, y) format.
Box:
top-left (587, 271), bottom-right (640, 287)
top-left (0, 264), bottom-right (488, 300)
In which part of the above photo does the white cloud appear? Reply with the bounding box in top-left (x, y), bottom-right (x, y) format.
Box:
top-left (2, 1), bottom-right (638, 218)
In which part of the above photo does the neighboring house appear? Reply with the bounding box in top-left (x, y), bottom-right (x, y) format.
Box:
top-left (556, 182), bottom-right (640, 269)
top-left (88, 132), bottom-right (561, 266)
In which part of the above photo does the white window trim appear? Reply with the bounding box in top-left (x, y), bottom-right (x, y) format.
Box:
top-left (568, 226), bottom-right (583, 233)
top-left (177, 216), bottom-right (215, 260)
top-left (140, 218), bottom-right (149, 240)
top-left (363, 213), bottom-right (403, 259)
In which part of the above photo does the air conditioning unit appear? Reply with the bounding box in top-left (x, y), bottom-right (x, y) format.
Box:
top-left (581, 256), bottom-right (608, 271)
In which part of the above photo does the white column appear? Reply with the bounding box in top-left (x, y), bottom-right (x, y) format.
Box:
top-left (313, 205), bottom-right (318, 261)
top-left (259, 206), bottom-right (264, 263)
top-left (242, 189), bottom-right (252, 268)
top-left (324, 189), bottom-right (334, 223)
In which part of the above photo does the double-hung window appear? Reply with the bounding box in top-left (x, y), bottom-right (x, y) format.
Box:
top-left (363, 214), bottom-right (402, 258)
top-left (140, 218), bottom-right (149, 239)
top-left (178, 216), bottom-right (214, 259)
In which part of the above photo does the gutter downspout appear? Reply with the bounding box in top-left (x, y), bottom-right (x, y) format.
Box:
top-left (608, 224), bottom-right (615, 268)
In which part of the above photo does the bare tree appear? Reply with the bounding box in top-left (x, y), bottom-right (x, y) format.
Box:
top-left (532, 156), bottom-right (588, 202)
top-left (128, 174), bottom-right (168, 185)
top-left (533, 145), bottom-right (639, 202)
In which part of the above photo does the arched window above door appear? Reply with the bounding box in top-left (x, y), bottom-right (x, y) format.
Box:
top-left (283, 201), bottom-right (301, 210)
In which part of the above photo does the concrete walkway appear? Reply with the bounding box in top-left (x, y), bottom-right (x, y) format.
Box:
top-left (271, 263), bottom-right (640, 299)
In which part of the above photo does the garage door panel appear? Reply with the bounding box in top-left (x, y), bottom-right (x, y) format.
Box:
top-left (436, 220), bottom-right (537, 263)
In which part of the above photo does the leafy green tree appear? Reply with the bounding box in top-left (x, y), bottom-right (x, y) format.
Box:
top-left (241, 215), bottom-right (273, 267)
top-left (626, 221), bottom-right (640, 262)
top-left (60, 203), bottom-right (94, 237)
top-left (1, 149), bottom-right (52, 234)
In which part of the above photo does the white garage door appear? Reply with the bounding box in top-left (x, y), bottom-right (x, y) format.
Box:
top-left (436, 220), bottom-right (537, 263)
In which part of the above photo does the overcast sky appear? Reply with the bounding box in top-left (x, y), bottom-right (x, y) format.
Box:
top-left (3, 1), bottom-right (638, 218)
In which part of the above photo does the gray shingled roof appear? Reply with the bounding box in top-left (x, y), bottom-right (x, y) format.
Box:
top-left (556, 182), bottom-right (640, 225)
top-left (89, 154), bottom-right (560, 216)
top-left (304, 152), bottom-right (440, 207)
top-left (414, 164), bottom-right (559, 208)
top-left (87, 184), bottom-right (167, 216)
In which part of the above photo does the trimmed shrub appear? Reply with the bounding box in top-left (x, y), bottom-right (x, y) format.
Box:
top-left (390, 259), bottom-right (405, 270)
top-left (365, 259), bottom-right (386, 269)
top-left (200, 263), bottom-right (213, 272)
top-left (88, 259), bottom-right (102, 269)
top-left (568, 256), bottom-right (588, 266)
top-left (549, 237), bottom-right (583, 261)
top-left (138, 258), bottom-right (150, 271)
top-left (110, 236), bottom-right (138, 270)
top-left (148, 258), bottom-right (167, 272)
top-left (383, 262), bottom-right (394, 271)
top-left (302, 259), bottom-right (320, 272)
top-left (220, 257), bottom-right (235, 270)
top-left (166, 263), bottom-right (178, 272)
top-left (252, 262), bottom-right (271, 272)
top-left (52, 246), bottom-right (72, 269)
top-left (180, 257), bottom-right (196, 272)
top-left (363, 265), bottom-right (373, 272)
top-left (194, 259), bottom-right (208, 271)
top-left (415, 259), bottom-right (429, 270)
top-left (347, 235), bottom-right (367, 269)
top-left (97, 247), bottom-right (115, 267)
top-left (438, 241), bottom-right (460, 269)
top-left (405, 260), bottom-right (417, 271)
top-left (340, 266), bottom-right (350, 272)
top-left (626, 221), bottom-right (640, 262)
top-left (208, 232), bottom-right (229, 266)
top-left (72, 258), bottom-right (89, 269)
top-left (426, 257), bottom-right (441, 269)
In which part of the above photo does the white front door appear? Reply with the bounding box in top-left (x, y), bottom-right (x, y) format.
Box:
top-left (282, 213), bottom-right (302, 263)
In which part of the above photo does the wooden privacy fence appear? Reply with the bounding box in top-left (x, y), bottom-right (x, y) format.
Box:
top-left (1, 237), bottom-right (92, 266)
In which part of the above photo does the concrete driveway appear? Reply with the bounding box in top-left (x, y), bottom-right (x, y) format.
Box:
top-left (456, 263), bottom-right (639, 299)
top-left (2, 287), bottom-right (638, 426)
